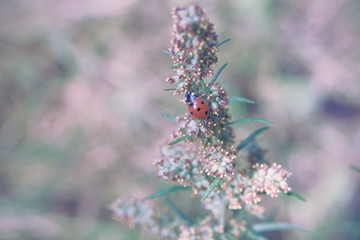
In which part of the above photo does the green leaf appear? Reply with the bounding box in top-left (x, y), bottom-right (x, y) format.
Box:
top-left (168, 135), bottom-right (193, 145)
top-left (236, 127), bottom-right (270, 151)
top-left (253, 222), bottom-right (320, 235)
top-left (201, 177), bottom-right (222, 201)
top-left (210, 63), bottom-right (228, 84)
top-left (244, 230), bottom-right (268, 240)
top-left (165, 197), bottom-right (193, 225)
top-left (228, 118), bottom-right (274, 125)
top-left (163, 88), bottom-right (177, 91)
top-left (349, 165), bottom-right (360, 174)
top-left (217, 38), bottom-right (231, 46)
top-left (143, 186), bottom-right (192, 200)
top-left (160, 114), bottom-right (177, 122)
top-left (162, 50), bottom-right (171, 54)
top-left (199, 78), bottom-right (207, 92)
top-left (229, 96), bottom-right (255, 104)
top-left (280, 191), bottom-right (307, 202)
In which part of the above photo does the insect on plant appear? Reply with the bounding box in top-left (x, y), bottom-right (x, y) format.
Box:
top-left (111, 4), bottom-right (312, 240)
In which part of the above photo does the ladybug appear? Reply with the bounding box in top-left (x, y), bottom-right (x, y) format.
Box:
top-left (185, 91), bottom-right (209, 120)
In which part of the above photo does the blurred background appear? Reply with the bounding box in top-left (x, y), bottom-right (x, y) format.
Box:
top-left (0, 0), bottom-right (359, 239)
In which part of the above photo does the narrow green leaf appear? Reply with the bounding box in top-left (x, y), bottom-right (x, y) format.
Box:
top-left (210, 63), bottom-right (228, 83)
top-left (163, 50), bottom-right (181, 56)
top-left (280, 191), bottom-right (307, 202)
top-left (244, 230), bottom-right (268, 240)
top-left (349, 165), bottom-right (360, 174)
top-left (201, 177), bottom-right (222, 201)
top-left (229, 96), bottom-right (255, 104)
top-left (253, 222), bottom-right (320, 235)
top-left (160, 114), bottom-right (177, 122)
top-left (228, 118), bottom-right (274, 125)
top-left (143, 186), bottom-right (192, 200)
top-left (217, 38), bottom-right (231, 46)
top-left (164, 88), bottom-right (177, 91)
top-left (165, 197), bottom-right (193, 225)
top-left (168, 135), bottom-right (193, 145)
top-left (199, 78), bottom-right (207, 92)
top-left (236, 127), bottom-right (270, 151)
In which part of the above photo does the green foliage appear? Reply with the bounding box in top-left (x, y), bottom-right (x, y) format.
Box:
top-left (228, 118), bottom-right (274, 125)
top-left (236, 126), bottom-right (269, 151)
top-left (217, 38), bottom-right (231, 46)
top-left (229, 96), bottom-right (255, 104)
top-left (201, 177), bottom-right (223, 201)
top-left (161, 114), bottom-right (177, 122)
top-left (165, 197), bottom-right (193, 225)
top-left (349, 165), bottom-right (360, 174)
top-left (253, 222), bottom-right (320, 236)
top-left (143, 186), bottom-right (192, 200)
top-left (168, 135), bottom-right (193, 145)
top-left (280, 191), bottom-right (307, 202)
top-left (210, 63), bottom-right (228, 83)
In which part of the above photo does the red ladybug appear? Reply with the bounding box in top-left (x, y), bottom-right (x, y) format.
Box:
top-left (185, 91), bottom-right (209, 120)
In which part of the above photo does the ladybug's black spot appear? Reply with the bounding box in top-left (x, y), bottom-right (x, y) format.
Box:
top-left (201, 101), bottom-right (204, 104)
top-left (197, 108), bottom-right (201, 111)
top-left (205, 111), bottom-right (208, 115)
top-left (189, 102), bottom-right (194, 106)
top-left (190, 112), bottom-right (194, 114)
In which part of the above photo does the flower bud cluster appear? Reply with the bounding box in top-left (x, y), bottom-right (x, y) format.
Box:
top-left (154, 143), bottom-right (210, 193)
top-left (166, 4), bottom-right (218, 95)
top-left (223, 163), bottom-right (292, 214)
top-left (198, 142), bottom-right (235, 177)
top-left (165, 4), bottom-right (234, 151)
top-left (111, 198), bottom-right (178, 239)
top-left (178, 216), bottom-right (215, 240)
top-left (177, 215), bottom-right (246, 240)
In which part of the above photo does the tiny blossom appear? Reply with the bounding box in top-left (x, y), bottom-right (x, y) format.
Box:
top-left (178, 216), bottom-right (215, 240)
top-left (245, 204), bottom-right (266, 216)
top-left (228, 219), bottom-right (247, 239)
top-left (155, 143), bottom-right (199, 185)
top-left (250, 163), bottom-right (292, 197)
top-left (199, 143), bottom-right (235, 177)
top-left (223, 163), bottom-right (291, 212)
top-left (174, 114), bottom-right (213, 139)
top-left (112, 198), bottom-right (156, 229)
top-left (155, 143), bottom-right (211, 195)
top-left (206, 82), bottom-right (229, 117)
top-left (167, 4), bottom-right (218, 94)
top-left (112, 198), bottom-right (180, 239)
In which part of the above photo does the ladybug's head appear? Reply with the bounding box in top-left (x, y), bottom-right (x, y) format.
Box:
top-left (185, 91), bottom-right (197, 103)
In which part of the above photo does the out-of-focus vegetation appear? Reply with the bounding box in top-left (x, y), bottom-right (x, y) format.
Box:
top-left (0, 0), bottom-right (359, 239)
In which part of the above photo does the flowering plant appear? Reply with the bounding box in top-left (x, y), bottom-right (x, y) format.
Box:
top-left (112, 4), bottom-right (303, 239)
